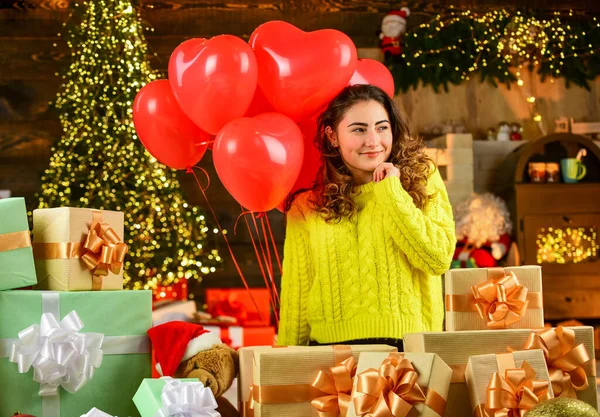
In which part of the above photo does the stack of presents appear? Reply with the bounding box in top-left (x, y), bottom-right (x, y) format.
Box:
top-left (1, 196), bottom-right (598, 416)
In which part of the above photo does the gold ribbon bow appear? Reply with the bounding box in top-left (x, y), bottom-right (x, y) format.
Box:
top-left (476, 359), bottom-right (551, 417)
top-left (521, 326), bottom-right (590, 398)
top-left (311, 356), bottom-right (357, 417)
top-left (80, 212), bottom-right (128, 290)
top-left (471, 270), bottom-right (529, 329)
top-left (353, 352), bottom-right (445, 417)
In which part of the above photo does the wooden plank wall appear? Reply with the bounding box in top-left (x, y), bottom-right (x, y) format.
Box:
top-left (1, 0), bottom-right (599, 293)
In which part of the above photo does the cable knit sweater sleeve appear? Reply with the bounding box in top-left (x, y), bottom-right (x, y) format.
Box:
top-left (277, 200), bottom-right (313, 346)
top-left (373, 168), bottom-right (456, 275)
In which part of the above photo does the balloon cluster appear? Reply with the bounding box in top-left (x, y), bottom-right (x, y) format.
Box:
top-left (133, 21), bottom-right (395, 212)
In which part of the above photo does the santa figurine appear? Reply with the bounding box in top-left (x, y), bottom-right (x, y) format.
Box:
top-left (451, 193), bottom-right (513, 268)
top-left (379, 7), bottom-right (410, 57)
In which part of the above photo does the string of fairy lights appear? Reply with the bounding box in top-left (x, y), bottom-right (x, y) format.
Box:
top-left (390, 8), bottom-right (600, 129)
top-left (537, 227), bottom-right (599, 264)
top-left (37, 0), bottom-right (222, 290)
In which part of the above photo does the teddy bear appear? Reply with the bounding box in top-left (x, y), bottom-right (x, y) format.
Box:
top-left (451, 193), bottom-right (513, 268)
top-left (379, 7), bottom-right (410, 57)
top-left (148, 321), bottom-right (240, 417)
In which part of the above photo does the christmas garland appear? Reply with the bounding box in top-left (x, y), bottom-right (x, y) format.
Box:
top-left (386, 8), bottom-right (600, 92)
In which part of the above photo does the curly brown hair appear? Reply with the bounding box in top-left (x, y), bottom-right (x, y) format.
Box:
top-left (286, 84), bottom-right (432, 222)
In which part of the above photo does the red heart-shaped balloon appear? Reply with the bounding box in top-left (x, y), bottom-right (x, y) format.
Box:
top-left (168, 36), bottom-right (258, 135)
top-left (349, 58), bottom-right (395, 97)
top-left (276, 117), bottom-right (322, 212)
top-left (250, 21), bottom-right (357, 121)
top-left (213, 113), bottom-right (304, 212)
top-left (133, 80), bottom-right (209, 169)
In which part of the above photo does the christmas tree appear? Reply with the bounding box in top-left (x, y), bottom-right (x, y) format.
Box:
top-left (36, 0), bottom-right (221, 290)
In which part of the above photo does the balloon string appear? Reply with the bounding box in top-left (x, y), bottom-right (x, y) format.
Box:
top-left (187, 166), bottom-right (265, 324)
top-left (249, 212), bottom-right (280, 319)
top-left (265, 214), bottom-right (282, 275)
top-left (260, 215), bottom-right (280, 307)
top-left (241, 208), bottom-right (279, 325)
top-left (234, 210), bottom-right (254, 235)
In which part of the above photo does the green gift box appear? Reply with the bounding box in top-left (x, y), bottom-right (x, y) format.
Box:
top-left (0, 290), bottom-right (152, 417)
top-left (0, 197), bottom-right (37, 290)
top-left (133, 377), bottom-right (219, 417)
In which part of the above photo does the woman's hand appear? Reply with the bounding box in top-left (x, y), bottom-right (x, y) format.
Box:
top-left (373, 162), bottom-right (400, 182)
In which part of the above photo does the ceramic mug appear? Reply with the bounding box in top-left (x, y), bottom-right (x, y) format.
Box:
top-left (528, 162), bottom-right (547, 183)
top-left (560, 158), bottom-right (586, 183)
top-left (545, 162), bottom-right (560, 183)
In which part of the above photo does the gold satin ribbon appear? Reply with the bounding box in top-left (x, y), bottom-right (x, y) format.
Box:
top-left (311, 356), bottom-right (356, 417)
top-left (448, 268), bottom-right (534, 329)
top-left (0, 230), bottom-right (32, 253)
top-left (445, 293), bottom-right (543, 314)
top-left (33, 211), bottom-right (127, 290)
top-left (353, 352), bottom-right (446, 417)
top-left (519, 326), bottom-right (592, 398)
top-left (474, 353), bottom-right (551, 417)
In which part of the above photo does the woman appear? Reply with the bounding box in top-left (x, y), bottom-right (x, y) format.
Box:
top-left (278, 84), bottom-right (455, 350)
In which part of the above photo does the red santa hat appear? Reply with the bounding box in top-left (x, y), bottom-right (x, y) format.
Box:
top-left (147, 321), bottom-right (222, 377)
top-left (382, 7), bottom-right (411, 25)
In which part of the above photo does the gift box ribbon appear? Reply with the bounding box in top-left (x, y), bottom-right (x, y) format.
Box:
top-left (517, 326), bottom-right (593, 398)
top-left (80, 408), bottom-right (114, 417)
top-left (0, 230), bottom-right (32, 253)
top-left (0, 292), bottom-right (150, 417)
top-left (353, 352), bottom-right (446, 417)
top-left (33, 210), bottom-right (128, 290)
top-left (474, 353), bottom-right (551, 417)
top-left (156, 377), bottom-right (220, 417)
top-left (445, 268), bottom-right (543, 329)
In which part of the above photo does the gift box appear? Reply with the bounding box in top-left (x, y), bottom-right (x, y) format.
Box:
top-left (204, 324), bottom-right (275, 349)
top-left (238, 344), bottom-right (398, 417)
top-left (152, 300), bottom-right (197, 325)
top-left (33, 207), bottom-right (126, 291)
top-left (133, 377), bottom-right (218, 417)
top-left (404, 326), bottom-right (597, 417)
top-left (465, 350), bottom-right (553, 416)
top-left (444, 266), bottom-right (544, 331)
top-left (153, 278), bottom-right (189, 304)
top-left (205, 288), bottom-right (272, 326)
top-left (0, 197), bottom-right (37, 290)
top-left (347, 352), bottom-right (452, 417)
top-left (0, 290), bottom-right (152, 417)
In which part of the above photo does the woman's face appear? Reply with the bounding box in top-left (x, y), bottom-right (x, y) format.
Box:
top-left (331, 100), bottom-right (393, 182)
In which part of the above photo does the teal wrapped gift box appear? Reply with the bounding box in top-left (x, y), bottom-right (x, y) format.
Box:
top-left (0, 290), bottom-right (152, 417)
top-left (0, 197), bottom-right (37, 290)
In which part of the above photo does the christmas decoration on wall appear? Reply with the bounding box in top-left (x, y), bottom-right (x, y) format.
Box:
top-left (36, 0), bottom-right (222, 290)
top-left (386, 8), bottom-right (600, 92)
top-left (452, 193), bottom-right (513, 268)
top-left (379, 7), bottom-right (410, 57)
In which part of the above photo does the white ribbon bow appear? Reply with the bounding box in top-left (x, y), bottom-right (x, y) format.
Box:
top-left (155, 377), bottom-right (221, 417)
top-left (80, 407), bottom-right (114, 417)
top-left (9, 310), bottom-right (104, 396)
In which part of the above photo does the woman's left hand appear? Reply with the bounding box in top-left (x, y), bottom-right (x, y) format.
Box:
top-left (373, 162), bottom-right (400, 182)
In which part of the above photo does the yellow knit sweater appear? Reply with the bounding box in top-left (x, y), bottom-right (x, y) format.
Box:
top-left (277, 169), bottom-right (456, 346)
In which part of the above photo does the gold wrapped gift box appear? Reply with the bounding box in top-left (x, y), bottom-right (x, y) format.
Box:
top-left (444, 266), bottom-right (544, 331)
top-left (465, 350), bottom-right (553, 416)
top-left (33, 207), bottom-right (126, 291)
top-left (346, 352), bottom-right (452, 417)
